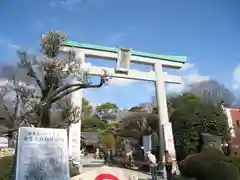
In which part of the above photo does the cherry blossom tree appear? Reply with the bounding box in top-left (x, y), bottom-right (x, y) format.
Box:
top-left (0, 30), bottom-right (109, 138)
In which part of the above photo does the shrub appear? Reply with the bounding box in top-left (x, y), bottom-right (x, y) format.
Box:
top-left (205, 161), bottom-right (240, 180)
top-left (201, 148), bottom-right (225, 161)
top-left (179, 148), bottom-right (224, 178)
top-left (179, 148), bottom-right (240, 180)
top-left (179, 153), bottom-right (209, 179)
top-left (0, 156), bottom-right (14, 180)
top-left (100, 132), bottom-right (116, 151)
top-left (225, 155), bottom-right (240, 172)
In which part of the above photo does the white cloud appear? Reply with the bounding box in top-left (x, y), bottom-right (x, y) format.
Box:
top-left (166, 62), bottom-right (210, 94)
top-left (0, 36), bottom-right (22, 50)
top-left (50, 0), bottom-right (109, 10)
top-left (103, 26), bottom-right (136, 45)
top-left (179, 62), bottom-right (196, 72)
top-left (7, 43), bottom-right (21, 50)
top-left (233, 64), bottom-right (240, 90)
top-left (183, 73), bottom-right (210, 84)
top-left (49, 0), bottom-right (83, 10)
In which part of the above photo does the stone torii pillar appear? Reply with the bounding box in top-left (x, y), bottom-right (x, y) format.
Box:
top-left (67, 52), bottom-right (85, 159)
top-left (61, 40), bottom-right (186, 178)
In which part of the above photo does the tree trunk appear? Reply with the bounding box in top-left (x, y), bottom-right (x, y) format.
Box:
top-left (7, 132), bottom-right (15, 148)
top-left (41, 106), bottom-right (51, 128)
top-left (8, 137), bottom-right (14, 148)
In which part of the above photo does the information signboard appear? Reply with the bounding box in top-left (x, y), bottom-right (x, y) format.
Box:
top-left (143, 135), bottom-right (152, 153)
top-left (15, 127), bottom-right (69, 180)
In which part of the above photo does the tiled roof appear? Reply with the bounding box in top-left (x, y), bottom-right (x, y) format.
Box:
top-left (82, 131), bottom-right (100, 145)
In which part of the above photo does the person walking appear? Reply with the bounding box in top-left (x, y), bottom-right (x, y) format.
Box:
top-left (165, 150), bottom-right (173, 180)
top-left (126, 149), bottom-right (134, 168)
top-left (96, 148), bottom-right (100, 159)
top-left (103, 149), bottom-right (109, 164)
top-left (146, 151), bottom-right (157, 180)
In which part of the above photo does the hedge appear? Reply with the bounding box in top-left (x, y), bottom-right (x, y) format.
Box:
top-left (225, 155), bottom-right (240, 172)
top-left (0, 156), bottom-right (13, 180)
top-left (179, 148), bottom-right (240, 180)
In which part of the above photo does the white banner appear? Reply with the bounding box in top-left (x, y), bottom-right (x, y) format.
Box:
top-left (69, 121), bottom-right (81, 160)
top-left (163, 123), bottom-right (176, 159)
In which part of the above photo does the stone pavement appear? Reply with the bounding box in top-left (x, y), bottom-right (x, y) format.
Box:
top-left (77, 156), bottom-right (164, 180)
top-left (81, 156), bottom-right (105, 173)
top-left (72, 166), bottom-right (155, 180)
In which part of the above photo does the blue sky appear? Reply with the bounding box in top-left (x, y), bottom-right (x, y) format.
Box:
top-left (0, 0), bottom-right (240, 108)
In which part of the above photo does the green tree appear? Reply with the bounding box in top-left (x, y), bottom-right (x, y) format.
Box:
top-left (96, 102), bottom-right (118, 114)
top-left (178, 148), bottom-right (240, 180)
top-left (100, 132), bottom-right (116, 151)
top-left (117, 93), bottom-right (229, 161)
top-left (82, 116), bottom-right (107, 132)
top-left (82, 98), bottom-right (93, 120)
top-left (95, 102), bottom-right (119, 124)
top-left (169, 93), bottom-right (229, 161)
top-left (106, 121), bottom-right (120, 130)
top-left (118, 103), bottom-right (157, 137)
top-left (116, 111), bottom-right (158, 149)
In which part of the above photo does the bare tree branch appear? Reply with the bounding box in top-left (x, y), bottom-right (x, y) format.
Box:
top-left (51, 77), bottom-right (105, 103)
top-left (0, 128), bottom-right (18, 137)
top-left (17, 50), bottom-right (44, 91)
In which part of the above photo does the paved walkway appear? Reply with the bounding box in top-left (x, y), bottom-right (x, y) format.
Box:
top-left (72, 166), bottom-right (155, 180)
top-left (78, 156), bottom-right (164, 180)
top-left (81, 156), bottom-right (104, 173)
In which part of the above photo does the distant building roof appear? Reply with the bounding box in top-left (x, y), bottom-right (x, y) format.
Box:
top-left (129, 103), bottom-right (153, 113)
top-left (81, 132), bottom-right (100, 145)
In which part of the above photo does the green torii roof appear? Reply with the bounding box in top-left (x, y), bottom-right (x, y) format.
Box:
top-left (63, 40), bottom-right (187, 63)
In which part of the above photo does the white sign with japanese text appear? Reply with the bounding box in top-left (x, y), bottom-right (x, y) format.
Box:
top-left (15, 127), bottom-right (69, 180)
top-left (163, 123), bottom-right (176, 160)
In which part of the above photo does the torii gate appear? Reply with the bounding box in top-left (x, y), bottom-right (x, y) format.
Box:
top-left (61, 40), bottom-right (186, 174)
